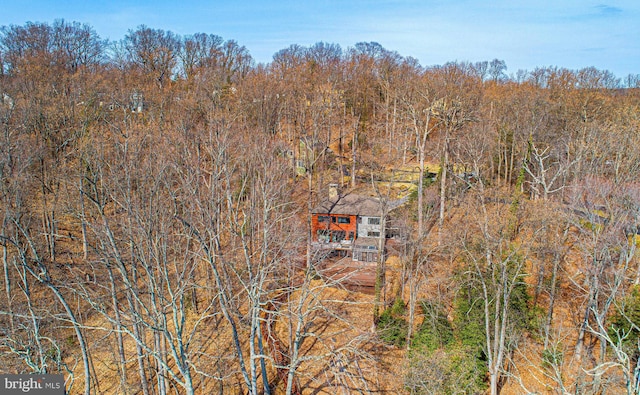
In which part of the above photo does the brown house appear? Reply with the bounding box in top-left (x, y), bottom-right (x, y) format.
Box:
top-left (310, 185), bottom-right (397, 262)
top-left (312, 213), bottom-right (357, 244)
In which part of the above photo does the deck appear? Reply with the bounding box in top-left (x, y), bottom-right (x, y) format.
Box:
top-left (317, 256), bottom-right (377, 288)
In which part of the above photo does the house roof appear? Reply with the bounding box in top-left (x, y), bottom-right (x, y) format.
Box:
top-left (311, 193), bottom-right (385, 216)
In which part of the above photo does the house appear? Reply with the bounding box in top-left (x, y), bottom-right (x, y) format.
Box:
top-left (131, 91), bottom-right (144, 113)
top-left (311, 184), bottom-right (403, 263)
top-left (1, 93), bottom-right (14, 109)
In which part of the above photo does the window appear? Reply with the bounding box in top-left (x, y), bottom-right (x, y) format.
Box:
top-left (318, 215), bottom-right (330, 223)
top-left (368, 217), bottom-right (380, 225)
top-left (332, 230), bottom-right (346, 242)
top-left (317, 230), bottom-right (330, 242)
top-left (348, 232), bottom-right (354, 240)
top-left (367, 231), bottom-right (380, 237)
top-left (337, 216), bottom-right (350, 224)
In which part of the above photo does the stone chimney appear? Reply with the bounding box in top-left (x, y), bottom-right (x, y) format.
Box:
top-left (329, 183), bottom-right (339, 200)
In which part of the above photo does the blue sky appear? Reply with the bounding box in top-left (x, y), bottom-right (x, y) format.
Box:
top-left (2, 0), bottom-right (638, 78)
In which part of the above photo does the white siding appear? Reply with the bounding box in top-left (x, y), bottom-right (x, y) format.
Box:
top-left (357, 216), bottom-right (381, 238)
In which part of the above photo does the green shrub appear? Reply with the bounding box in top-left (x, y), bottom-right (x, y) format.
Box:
top-left (405, 345), bottom-right (487, 395)
top-left (377, 298), bottom-right (408, 347)
top-left (541, 347), bottom-right (563, 370)
top-left (405, 298), bottom-right (488, 394)
top-left (412, 301), bottom-right (453, 353)
top-left (608, 285), bottom-right (640, 357)
top-left (408, 172), bottom-right (437, 203)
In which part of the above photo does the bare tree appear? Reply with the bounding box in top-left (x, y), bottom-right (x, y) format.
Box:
top-left (454, 184), bottom-right (537, 395)
top-left (124, 25), bottom-right (180, 87)
top-left (525, 140), bottom-right (581, 200)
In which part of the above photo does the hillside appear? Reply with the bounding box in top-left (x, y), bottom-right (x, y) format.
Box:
top-left (1, 21), bottom-right (640, 395)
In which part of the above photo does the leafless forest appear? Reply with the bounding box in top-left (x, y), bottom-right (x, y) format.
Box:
top-left (1, 21), bottom-right (640, 394)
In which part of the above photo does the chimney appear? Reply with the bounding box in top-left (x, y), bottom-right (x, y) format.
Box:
top-left (329, 183), bottom-right (339, 200)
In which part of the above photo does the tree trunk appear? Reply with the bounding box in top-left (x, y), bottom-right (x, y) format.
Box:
top-left (418, 139), bottom-right (425, 238)
top-left (2, 230), bottom-right (13, 331)
top-left (439, 135), bottom-right (449, 239)
top-left (155, 331), bottom-right (167, 395)
top-left (107, 266), bottom-right (128, 393)
top-left (374, 208), bottom-right (387, 323)
top-left (79, 178), bottom-right (89, 260)
top-left (543, 226), bottom-right (570, 349)
top-left (45, 280), bottom-right (92, 395)
top-left (351, 124), bottom-right (357, 189)
top-left (406, 250), bottom-right (420, 349)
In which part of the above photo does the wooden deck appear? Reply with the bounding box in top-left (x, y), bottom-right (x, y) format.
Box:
top-left (317, 256), bottom-right (377, 288)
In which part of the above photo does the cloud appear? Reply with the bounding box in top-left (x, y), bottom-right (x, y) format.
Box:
top-left (594, 4), bottom-right (623, 17)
